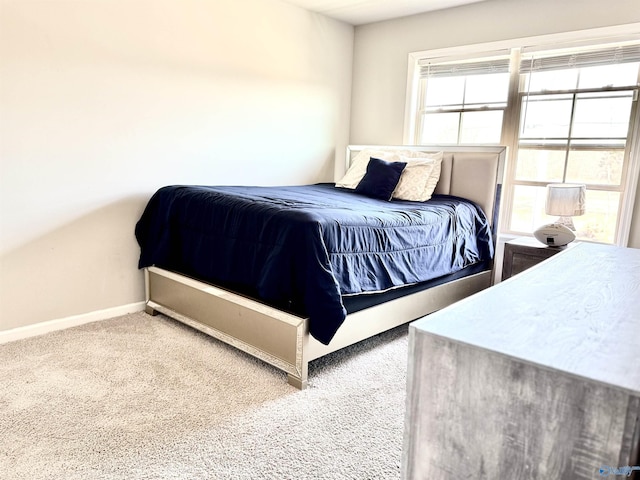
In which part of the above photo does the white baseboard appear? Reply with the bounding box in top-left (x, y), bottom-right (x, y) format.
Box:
top-left (0, 302), bottom-right (147, 345)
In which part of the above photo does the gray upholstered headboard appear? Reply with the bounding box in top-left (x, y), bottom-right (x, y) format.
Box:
top-left (344, 145), bottom-right (507, 238)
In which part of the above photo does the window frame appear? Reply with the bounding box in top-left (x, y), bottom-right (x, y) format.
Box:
top-left (404, 24), bottom-right (640, 246)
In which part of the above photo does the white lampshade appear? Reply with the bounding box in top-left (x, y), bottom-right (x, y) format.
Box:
top-left (545, 183), bottom-right (586, 217)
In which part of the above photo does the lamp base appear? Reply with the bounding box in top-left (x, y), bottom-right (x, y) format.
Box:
top-left (533, 223), bottom-right (576, 247)
top-left (555, 216), bottom-right (576, 230)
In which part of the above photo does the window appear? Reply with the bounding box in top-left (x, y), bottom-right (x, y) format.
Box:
top-left (415, 55), bottom-right (510, 144)
top-left (406, 34), bottom-right (640, 246)
top-left (513, 45), bottom-right (639, 243)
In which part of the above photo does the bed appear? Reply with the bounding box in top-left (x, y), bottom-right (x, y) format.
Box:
top-left (136, 145), bottom-right (507, 388)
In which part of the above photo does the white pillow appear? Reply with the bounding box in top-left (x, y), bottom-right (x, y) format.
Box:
top-left (336, 149), bottom-right (443, 190)
top-left (336, 149), bottom-right (395, 189)
top-left (392, 155), bottom-right (443, 202)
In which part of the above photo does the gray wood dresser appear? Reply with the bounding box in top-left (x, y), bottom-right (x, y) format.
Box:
top-left (403, 243), bottom-right (640, 480)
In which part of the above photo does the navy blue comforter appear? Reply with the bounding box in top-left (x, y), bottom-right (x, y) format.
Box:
top-left (135, 183), bottom-right (493, 345)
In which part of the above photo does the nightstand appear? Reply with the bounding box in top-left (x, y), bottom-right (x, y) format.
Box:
top-left (501, 236), bottom-right (575, 281)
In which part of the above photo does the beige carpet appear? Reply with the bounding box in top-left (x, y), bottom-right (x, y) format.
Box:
top-left (0, 312), bottom-right (409, 479)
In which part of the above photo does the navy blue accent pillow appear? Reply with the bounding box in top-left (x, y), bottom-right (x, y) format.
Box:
top-left (355, 157), bottom-right (407, 201)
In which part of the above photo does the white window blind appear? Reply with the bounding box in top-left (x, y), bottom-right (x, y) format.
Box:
top-left (418, 55), bottom-right (511, 78)
top-left (520, 43), bottom-right (640, 74)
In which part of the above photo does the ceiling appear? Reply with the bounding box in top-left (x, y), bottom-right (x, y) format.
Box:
top-left (282, 0), bottom-right (487, 25)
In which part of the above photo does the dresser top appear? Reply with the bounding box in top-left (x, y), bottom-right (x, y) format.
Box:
top-left (413, 243), bottom-right (640, 395)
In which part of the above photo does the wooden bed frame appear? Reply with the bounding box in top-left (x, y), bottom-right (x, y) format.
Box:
top-left (143, 145), bottom-right (507, 389)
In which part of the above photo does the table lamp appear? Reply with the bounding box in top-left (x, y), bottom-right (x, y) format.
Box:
top-left (533, 183), bottom-right (586, 247)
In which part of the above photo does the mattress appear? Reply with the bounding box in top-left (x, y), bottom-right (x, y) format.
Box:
top-left (135, 183), bottom-right (494, 344)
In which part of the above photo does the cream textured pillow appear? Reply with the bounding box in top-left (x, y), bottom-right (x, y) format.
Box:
top-left (392, 155), bottom-right (443, 202)
top-left (335, 150), bottom-right (394, 189)
top-left (336, 149), bottom-right (443, 190)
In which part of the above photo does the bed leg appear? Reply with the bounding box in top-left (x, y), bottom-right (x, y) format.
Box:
top-left (287, 358), bottom-right (309, 389)
top-left (287, 374), bottom-right (308, 390)
top-left (144, 304), bottom-right (159, 316)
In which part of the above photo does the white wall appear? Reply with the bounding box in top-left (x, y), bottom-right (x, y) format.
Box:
top-left (0, 0), bottom-right (354, 332)
top-left (349, 0), bottom-right (640, 248)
